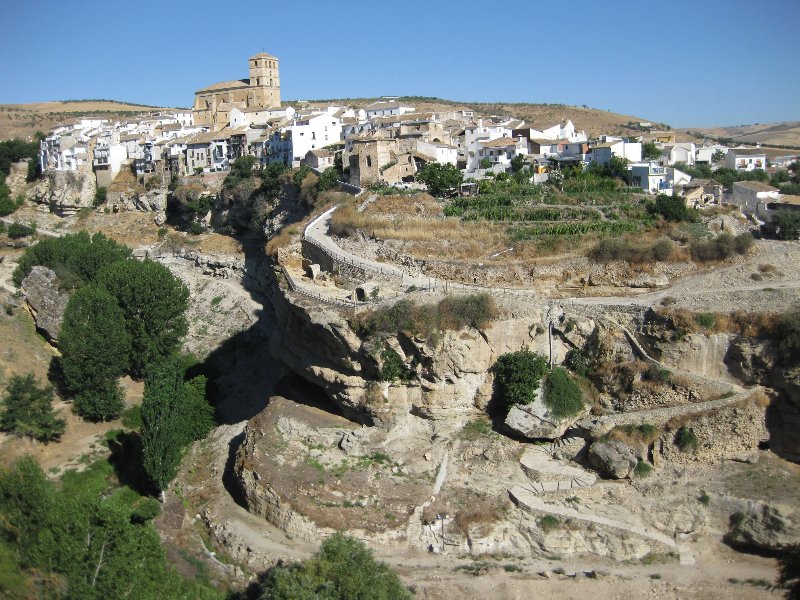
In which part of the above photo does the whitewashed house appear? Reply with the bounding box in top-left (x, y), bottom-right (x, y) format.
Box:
top-left (591, 140), bottom-right (642, 166)
top-left (732, 181), bottom-right (780, 214)
top-left (364, 101), bottom-right (415, 120)
top-left (266, 112), bottom-right (343, 167)
top-left (726, 147), bottom-right (767, 171)
top-left (465, 121), bottom-right (512, 172)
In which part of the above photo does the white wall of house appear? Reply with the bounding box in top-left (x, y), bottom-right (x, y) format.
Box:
top-left (732, 182), bottom-right (780, 214)
top-left (465, 122), bottom-right (511, 171)
top-left (416, 140), bottom-right (457, 165)
top-left (270, 113), bottom-right (343, 166)
top-left (726, 149), bottom-right (767, 171)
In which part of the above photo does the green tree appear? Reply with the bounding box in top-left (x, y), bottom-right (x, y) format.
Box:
top-left (318, 167), bottom-right (340, 192)
top-left (0, 457), bottom-right (220, 600)
top-left (777, 543), bottom-right (800, 600)
top-left (224, 155), bottom-right (257, 190)
top-left (12, 230), bottom-right (132, 287)
top-left (0, 374), bottom-right (65, 442)
top-left (140, 357), bottom-right (214, 492)
top-left (141, 358), bottom-right (185, 492)
top-left (180, 373), bottom-right (215, 444)
top-left (60, 284), bottom-right (131, 420)
top-left (260, 162), bottom-right (289, 198)
top-left (491, 350), bottom-right (549, 411)
top-left (479, 157), bottom-right (492, 169)
top-left (96, 259), bottom-right (189, 377)
top-left (642, 141), bottom-right (661, 160)
top-left (93, 186), bottom-right (108, 207)
top-left (651, 193), bottom-right (697, 222)
top-left (772, 209), bottom-right (800, 240)
top-left (259, 533), bottom-right (412, 600)
top-left (416, 163), bottom-right (463, 197)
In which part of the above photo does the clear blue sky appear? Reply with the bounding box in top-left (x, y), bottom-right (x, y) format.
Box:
top-left (1, 0), bottom-right (797, 127)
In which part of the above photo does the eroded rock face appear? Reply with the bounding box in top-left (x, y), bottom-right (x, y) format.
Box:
top-left (504, 395), bottom-right (587, 440)
top-left (30, 170), bottom-right (95, 216)
top-left (724, 501), bottom-right (799, 553)
top-left (588, 440), bottom-right (637, 479)
top-left (21, 266), bottom-right (69, 343)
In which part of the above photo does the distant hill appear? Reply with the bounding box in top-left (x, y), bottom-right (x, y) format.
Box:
top-left (0, 100), bottom-right (178, 141)
top-left (678, 122), bottom-right (800, 151)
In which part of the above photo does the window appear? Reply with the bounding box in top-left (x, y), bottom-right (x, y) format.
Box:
top-left (367, 156), bottom-right (372, 167)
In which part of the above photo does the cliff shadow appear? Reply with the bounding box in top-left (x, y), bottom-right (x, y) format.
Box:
top-left (193, 233), bottom-right (286, 425)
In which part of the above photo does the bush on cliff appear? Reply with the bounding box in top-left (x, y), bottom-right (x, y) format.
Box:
top-left (351, 294), bottom-right (497, 341)
top-left (257, 532), bottom-right (412, 600)
top-left (543, 367), bottom-right (584, 418)
top-left (491, 350), bottom-right (549, 410)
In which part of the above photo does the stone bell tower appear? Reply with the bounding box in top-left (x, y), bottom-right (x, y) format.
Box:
top-left (248, 52), bottom-right (281, 108)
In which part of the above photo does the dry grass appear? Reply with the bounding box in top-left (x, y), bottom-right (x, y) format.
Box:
top-left (752, 389), bottom-right (771, 408)
top-left (609, 424), bottom-right (662, 446)
top-left (107, 168), bottom-right (143, 195)
top-left (657, 307), bottom-right (781, 338)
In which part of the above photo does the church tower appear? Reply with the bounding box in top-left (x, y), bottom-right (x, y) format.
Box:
top-left (248, 53), bottom-right (281, 108)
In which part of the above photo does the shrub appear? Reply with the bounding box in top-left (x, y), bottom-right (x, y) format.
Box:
top-left (7, 221), bottom-right (34, 239)
top-left (589, 237), bottom-right (674, 263)
top-left (565, 348), bottom-right (590, 376)
top-left (693, 312), bottom-right (716, 329)
top-left (352, 294), bottom-right (497, 341)
top-left (491, 350), bottom-right (549, 410)
top-left (633, 460), bottom-right (653, 478)
top-left (187, 222), bottom-right (204, 235)
top-left (651, 194), bottom-right (697, 222)
top-left (93, 186), bottom-right (107, 206)
top-left (378, 346), bottom-right (414, 382)
top-left (698, 490), bottom-right (711, 506)
top-left (0, 194), bottom-right (18, 216)
top-left (0, 374), bottom-right (65, 442)
top-left (690, 233), bottom-right (752, 262)
top-left (257, 532), bottom-right (412, 600)
top-left (543, 367), bottom-right (584, 419)
top-left (770, 209), bottom-right (800, 240)
top-left (674, 426), bottom-right (698, 452)
top-left (777, 543), bottom-right (800, 600)
top-left (777, 308), bottom-right (800, 362)
top-left (120, 405), bottom-right (142, 430)
top-left (537, 515), bottom-right (561, 532)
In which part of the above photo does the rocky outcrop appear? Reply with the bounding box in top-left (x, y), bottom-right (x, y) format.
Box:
top-left (114, 188), bottom-right (168, 213)
top-left (21, 266), bottom-right (69, 343)
top-left (588, 440), bottom-right (637, 479)
top-left (29, 170), bottom-right (95, 216)
top-left (268, 279), bottom-right (548, 426)
top-left (720, 498), bottom-right (799, 553)
top-left (504, 394), bottom-right (587, 440)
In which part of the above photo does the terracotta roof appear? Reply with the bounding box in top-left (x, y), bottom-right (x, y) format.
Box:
top-left (250, 52), bottom-right (277, 59)
top-left (481, 137), bottom-right (518, 148)
top-left (309, 149), bottom-right (333, 158)
top-left (196, 79), bottom-right (250, 93)
top-left (734, 181), bottom-right (778, 192)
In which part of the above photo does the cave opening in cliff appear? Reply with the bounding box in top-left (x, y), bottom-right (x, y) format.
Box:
top-left (272, 373), bottom-right (346, 418)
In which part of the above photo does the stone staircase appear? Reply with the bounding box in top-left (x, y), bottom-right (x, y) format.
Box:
top-left (515, 442), bottom-right (596, 496)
